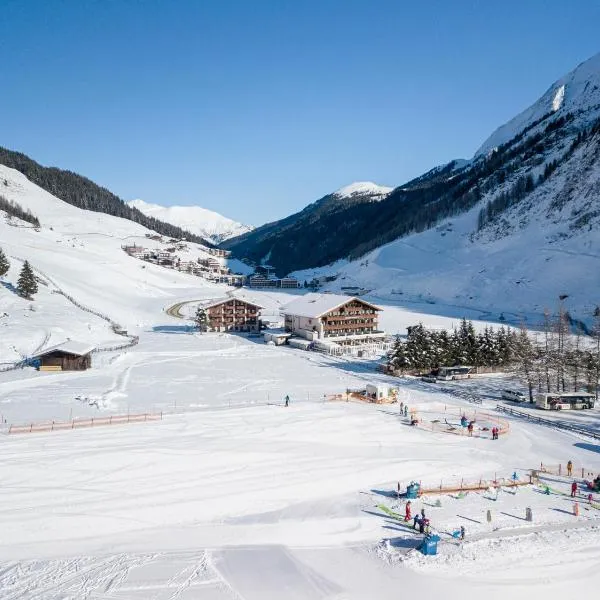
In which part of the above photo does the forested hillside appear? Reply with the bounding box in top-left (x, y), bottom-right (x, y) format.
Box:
top-left (0, 147), bottom-right (212, 245)
top-left (225, 52), bottom-right (600, 277)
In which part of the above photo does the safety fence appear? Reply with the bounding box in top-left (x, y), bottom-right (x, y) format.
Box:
top-left (393, 474), bottom-right (532, 498)
top-left (7, 412), bottom-right (162, 434)
top-left (326, 392), bottom-right (396, 405)
top-left (536, 463), bottom-right (597, 480)
top-left (495, 404), bottom-right (600, 440)
top-left (412, 407), bottom-right (510, 438)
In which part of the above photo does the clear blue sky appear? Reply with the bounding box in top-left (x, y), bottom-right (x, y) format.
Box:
top-left (1, 0), bottom-right (599, 225)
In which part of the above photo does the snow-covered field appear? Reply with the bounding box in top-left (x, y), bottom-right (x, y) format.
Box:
top-left (2, 164), bottom-right (600, 598)
top-left (2, 325), bottom-right (600, 598)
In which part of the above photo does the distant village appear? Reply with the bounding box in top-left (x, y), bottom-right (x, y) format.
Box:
top-left (121, 234), bottom-right (301, 289)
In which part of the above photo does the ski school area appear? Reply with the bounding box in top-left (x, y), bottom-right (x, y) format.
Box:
top-left (1, 317), bottom-right (600, 599)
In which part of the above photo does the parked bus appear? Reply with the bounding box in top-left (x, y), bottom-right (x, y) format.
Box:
top-left (536, 392), bottom-right (595, 410)
top-left (435, 366), bottom-right (473, 381)
top-left (501, 389), bottom-right (527, 403)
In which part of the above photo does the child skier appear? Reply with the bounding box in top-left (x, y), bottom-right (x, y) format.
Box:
top-left (571, 481), bottom-right (578, 498)
top-left (404, 500), bottom-right (412, 522)
top-left (567, 460), bottom-right (573, 477)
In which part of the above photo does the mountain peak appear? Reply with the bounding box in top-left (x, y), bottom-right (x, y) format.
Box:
top-left (475, 51), bottom-right (600, 157)
top-left (126, 200), bottom-right (252, 245)
top-left (333, 181), bottom-right (393, 199)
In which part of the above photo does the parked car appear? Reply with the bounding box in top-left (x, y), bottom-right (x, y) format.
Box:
top-left (501, 389), bottom-right (527, 402)
top-left (421, 375), bottom-right (437, 383)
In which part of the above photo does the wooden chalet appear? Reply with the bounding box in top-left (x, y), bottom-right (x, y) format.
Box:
top-left (33, 341), bottom-right (95, 371)
top-left (199, 297), bottom-right (263, 332)
top-left (283, 293), bottom-right (384, 346)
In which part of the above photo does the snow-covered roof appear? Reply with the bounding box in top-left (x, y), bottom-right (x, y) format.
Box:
top-left (282, 293), bottom-right (381, 319)
top-left (34, 340), bottom-right (96, 357)
top-left (199, 297), bottom-right (263, 310)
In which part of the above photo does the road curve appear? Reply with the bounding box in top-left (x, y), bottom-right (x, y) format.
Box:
top-left (165, 300), bottom-right (199, 319)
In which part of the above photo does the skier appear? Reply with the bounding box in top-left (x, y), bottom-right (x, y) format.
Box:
top-left (459, 525), bottom-right (465, 540)
top-left (284, 395), bottom-right (290, 407)
top-left (404, 500), bottom-right (412, 522)
top-left (567, 460), bottom-right (573, 477)
top-left (571, 481), bottom-right (578, 498)
top-left (404, 405), bottom-right (408, 417)
top-left (467, 421), bottom-right (474, 437)
top-left (400, 401), bottom-right (404, 413)
top-left (460, 415), bottom-right (468, 427)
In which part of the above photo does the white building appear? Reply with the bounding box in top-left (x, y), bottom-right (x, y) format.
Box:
top-left (282, 293), bottom-right (384, 346)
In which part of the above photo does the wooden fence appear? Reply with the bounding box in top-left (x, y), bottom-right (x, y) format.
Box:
top-left (8, 412), bottom-right (162, 434)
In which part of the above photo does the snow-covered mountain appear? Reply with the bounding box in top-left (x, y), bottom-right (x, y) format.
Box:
top-left (232, 52), bottom-right (600, 323)
top-left (476, 52), bottom-right (600, 157)
top-left (333, 181), bottom-right (393, 200)
top-left (128, 199), bottom-right (252, 245)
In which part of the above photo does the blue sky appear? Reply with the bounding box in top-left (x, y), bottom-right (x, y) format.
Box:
top-left (1, 1), bottom-right (599, 225)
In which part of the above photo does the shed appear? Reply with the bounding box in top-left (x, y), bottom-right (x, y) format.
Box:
top-left (34, 341), bottom-right (95, 372)
top-left (263, 331), bottom-right (291, 346)
top-left (365, 383), bottom-right (394, 401)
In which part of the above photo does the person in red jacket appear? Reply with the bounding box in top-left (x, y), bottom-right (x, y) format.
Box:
top-left (405, 500), bottom-right (412, 522)
top-left (571, 481), bottom-right (578, 498)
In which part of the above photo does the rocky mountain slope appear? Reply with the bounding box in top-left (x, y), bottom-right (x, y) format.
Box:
top-left (222, 181), bottom-right (394, 273)
top-left (225, 53), bottom-right (600, 321)
top-left (128, 199), bottom-right (251, 245)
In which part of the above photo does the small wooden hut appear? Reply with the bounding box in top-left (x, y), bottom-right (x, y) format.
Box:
top-left (34, 341), bottom-right (95, 372)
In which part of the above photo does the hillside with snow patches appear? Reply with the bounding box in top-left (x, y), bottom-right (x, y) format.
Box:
top-left (286, 53), bottom-right (600, 324)
top-left (0, 165), bottom-right (229, 363)
top-left (128, 198), bottom-right (252, 244)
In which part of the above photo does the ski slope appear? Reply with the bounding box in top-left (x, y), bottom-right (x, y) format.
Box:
top-left (1, 327), bottom-right (600, 599)
top-left (0, 164), bottom-right (233, 363)
top-left (1, 164), bottom-right (600, 598)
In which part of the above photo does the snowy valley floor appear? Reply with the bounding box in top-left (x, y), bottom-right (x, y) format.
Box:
top-left (1, 320), bottom-right (600, 598)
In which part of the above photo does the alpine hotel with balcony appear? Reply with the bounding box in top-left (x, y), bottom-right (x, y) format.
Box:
top-left (200, 297), bottom-right (263, 332)
top-left (282, 293), bottom-right (384, 346)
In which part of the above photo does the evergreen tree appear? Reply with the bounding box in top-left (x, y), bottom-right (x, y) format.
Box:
top-left (16, 260), bottom-right (38, 299)
top-left (194, 306), bottom-right (208, 332)
top-left (388, 335), bottom-right (409, 372)
top-left (0, 247), bottom-right (9, 277)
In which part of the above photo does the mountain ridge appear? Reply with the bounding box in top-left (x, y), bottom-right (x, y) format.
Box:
top-left (224, 51), bottom-right (600, 283)
top-left (127, 199), bottom-right (252, 245)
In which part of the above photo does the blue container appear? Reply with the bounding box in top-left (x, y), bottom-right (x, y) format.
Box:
top-left (420, 534), bottom-right (440, 556)
top-left (406, 483), bottom-right (420, 499)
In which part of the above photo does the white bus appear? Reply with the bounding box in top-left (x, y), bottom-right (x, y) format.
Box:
top-left (536, 392), bottom-right (595, 410)
top-left (501, 389), bottom-right (527, 403)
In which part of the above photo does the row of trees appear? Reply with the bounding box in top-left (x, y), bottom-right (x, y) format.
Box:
top-left (388, 319), bottom-right (518, 372)
top-left (388, 312), bottom-right (600, 401)
top-left (0, 248), bottom-right (38, 299)
top-left (0, 193), bottom-right (40, 227)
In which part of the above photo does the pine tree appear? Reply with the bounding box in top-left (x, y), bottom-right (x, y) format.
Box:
top-left (16, 260), bottom-right (38, 299)
top-left (194, 306), bottom-right (208, 332)
top-left (0, 247), bottom-right (9, 277)
top-left (388, 335), bottom-right (409, 373)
